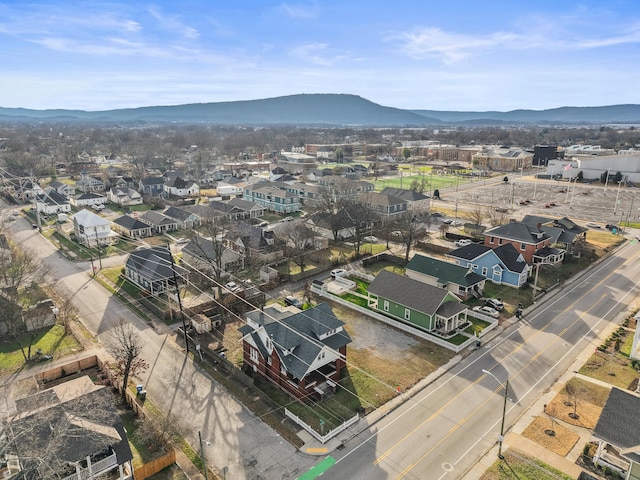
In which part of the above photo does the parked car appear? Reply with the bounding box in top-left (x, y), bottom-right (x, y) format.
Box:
top-left (454, 239), bottom-right (473, 247)
top-left (586, 223), bottom-right (601, 229)
top-left (284, 296), bottom-right (303, 308)
top-left (485, 298), bottom-right (504, 311)
top-left (472, 305), bottom-right (500, 318)
top-left (91, 204), bottom-right (105, 211)
top-left (605, 224), bottom-right (617, 231)
top-left (175, 237), bottom-right (188, 244)
top-left (282, 216), bottom-right (294, 222)
top-left (32, 223), bottom-right (38, 229)
top-left (257, 221), bottom-right (269, 227)
top-left (224, 281), bottom-right (241, 292)
top-left (364, 236), bottom-right (378, 243)
top-left (330, 268), bottom-right (347, 279)
top-left (431, 212), bottom-right (444, 217)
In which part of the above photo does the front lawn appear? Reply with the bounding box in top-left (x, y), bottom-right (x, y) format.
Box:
top-left (464, 317), bottom-right (492, 336)
top-left (481, 450), bottom-right (573, 480)
top-left (0, 325), bottom-right (83, 374)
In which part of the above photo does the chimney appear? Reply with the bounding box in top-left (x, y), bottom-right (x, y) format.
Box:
top-left (537, 222), bottom-right (542, 231)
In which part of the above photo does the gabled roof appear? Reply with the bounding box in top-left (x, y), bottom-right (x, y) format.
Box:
top-left (36, 188), bottom-right (69, 206)
top-left (125, 246), bottom-right (186, 281)
top-left (447, 242), bottom-right (529, 273)
top-left (380, 187), bottom-right (429, 202)
top-left (166, 176), bottom-right (197, 189)
top-left (358, 191), bottom-right (406, 206)
top-left (112, 215), bottom-right (151, 231)
top-left (521, 214), bottom-right (586, 244)
top-left (368, 270), bottom-right (459, 316)
top-left (240, 303), bottom-right (351, 380)
top-left (163, 206), bottom-right (197, 222)
top-left (228, 197), bottom-right (263, 211)
top-left (72, 209), bottom-right (111, 228)
top-left (485, 221), bottom-right (550, 244)
top-left (74, 192), bottom-right (105, 201)
top-left (181, 237), bottom-right (240, 265)
top-left (140, 176), bottom-right (165, 185)
top-left (593, 387), bottom-right (640, 464)
top-left (139, 210), bottom-right (177, 227)
top-left (406, 254), bottom-right (484, 287)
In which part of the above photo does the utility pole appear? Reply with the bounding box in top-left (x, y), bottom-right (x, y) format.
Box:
top-left (198, 431), bottom-right (210, 480)
top-left (94, 227), bottom-right (103, 271)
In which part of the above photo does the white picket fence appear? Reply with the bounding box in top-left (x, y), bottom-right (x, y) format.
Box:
top-left (284, 408), bottom-right (359, 444)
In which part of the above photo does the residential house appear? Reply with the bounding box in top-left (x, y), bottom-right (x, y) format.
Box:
top-left (227, 222), bottom-right (282, 264)
top-left (243, 182), bottom-right (300, 213)
top-left (367, 270), bottom-right (468, 334)
top-left (70, 192), bottom-right (107, 209)
top-left (306, 210), bottom-right (352, 241)
top-left (521, 215), bottom-right (587, 254)
top-left (139, 176), bottom-right (165, 196)
top-left (227, 198), bottom-right (266, 218)
top-left (380, 187), bottom-right (430, 215)
top-left (162, 206), bottom-right (201, 229)
top-left (405, 254), bottom-right (485, 300)
top-left (163, 176), bottom-right (200, 198)
top-left (35, 188), bottom-right (71, 215)
top-left (484, 221), bottom-right (565, 265)
top-left (181, 237), bottom-right (243, 274)
top-left (357, 191), bottom-right (408, 217)
top-left (72, 209), bottom-right (115, 247)
top-left (138, 210), bottom-right (178, 234)
top-left (315, 176), bottom-right (375, 203)
top-left (112, 215), bottom-right (153, 239)
top-left (207, 200), bottom-right (246, 220)
top-left (48, 180), bottom-right (75, 197)
top-left (5, 377), bottom-right (133, 480)
top-left (0, 293), bottom-right (57, 337)
top-left (107, 187), bottom-right (143, 207)
top-left (446, 243), bottom-right (530, 288)
top-left (239, 303), bottom-right (352, 401)
top-left (76, 174), bottom-right (105, 193)
top-left (124, 246), bottom-right (187, 295)
top-left (591, 387), bottom-right (640, 480)
top-left (216, 177), bottom-right (245, 196)
top-left (7, 178), bottom-right (43, 201)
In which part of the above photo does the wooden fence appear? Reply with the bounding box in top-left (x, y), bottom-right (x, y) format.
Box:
top-left (133, 449), bottom-right (176, 480)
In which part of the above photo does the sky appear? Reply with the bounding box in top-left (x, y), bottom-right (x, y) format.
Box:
top-left (1, 0), bottom-right (639, 112)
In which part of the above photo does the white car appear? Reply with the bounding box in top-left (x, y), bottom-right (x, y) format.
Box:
top-left (472, 305), bottom-right (500, 318)
top-left (364, 236), bottom-right (378, 243)
top-left (176, 237), bottom-right (188, 244)
top-left (455, 239), bottom-right (473, 247)
top-left (330, 268), bottom-right (347, 279)
top-left (224, 281), bottom-right (241, 292)
top-left (586, 223), bottom-right (601, 229)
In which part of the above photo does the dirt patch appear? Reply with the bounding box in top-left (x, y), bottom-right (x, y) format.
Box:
top-left (521, 416), bottom-right (580, 457)
top-left (545, 395), bottom-right (603, 430)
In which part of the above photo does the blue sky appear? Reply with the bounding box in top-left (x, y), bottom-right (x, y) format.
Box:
top-left (1, 0), bottom-right (638, 111)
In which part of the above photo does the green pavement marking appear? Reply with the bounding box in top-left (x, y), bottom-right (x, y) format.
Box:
top-left (297, 456), bottom-right (336, 479)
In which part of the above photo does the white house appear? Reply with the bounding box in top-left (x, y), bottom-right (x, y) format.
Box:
top-left (71, 209), bottom-right (116, 247)
top-left (107, 187), bottom-right (143, 207)
top-left (35, 188), bottom-right (71, 215)
top-left (163, 177), bottom-right (200, 198)
top-left (70, 192), bottom-right (107, 209)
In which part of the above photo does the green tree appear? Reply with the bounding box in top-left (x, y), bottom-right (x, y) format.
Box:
top-left (402, 147), bottom-right (411, 160)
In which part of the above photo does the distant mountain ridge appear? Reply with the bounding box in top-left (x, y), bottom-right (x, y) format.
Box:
top-left (0, 94), bottom-right (638, 125)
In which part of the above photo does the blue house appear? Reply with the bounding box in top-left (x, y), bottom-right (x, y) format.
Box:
top-left (446, 243), bottom-right (530, 288)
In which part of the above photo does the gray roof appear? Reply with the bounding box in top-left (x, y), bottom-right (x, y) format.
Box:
top-left (74, 192), bottom-right (105, 201)
top-left (228, 197), bottom-right (263, 211)
top-left (593, 387), bottom-right (640, 463)
top-left (113, 215), bottom-right (151, 231)
top-left (140, 176), bottom-right (164, 185)
top-left (447, 243), bottom-right (529, 274)
top-left (485, 221), bottom-right (550, 244)
top-left (241, 303), bottom-right (351, 381)
top-left (380, 187), bottom-right (429, 202)
top-left (126, 246), bottom-right (187, 281)
top-left (163, 206), bottom-right (197, 222)
top-left (368, 270), bottom-right (459, 316)
top-left (181, 237), bottom-right (240, 265)
top-left (37, 188), bottom-right (69, 206)
top-left (139, 210), bottom-right (177, 227)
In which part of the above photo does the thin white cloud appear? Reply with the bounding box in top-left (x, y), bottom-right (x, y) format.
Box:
top-left (276, 2), bottom-right (319, 19)
top-left (290, 42), bottom-right (349, 66)
top-left (147, 6), bottom-right (199, 40)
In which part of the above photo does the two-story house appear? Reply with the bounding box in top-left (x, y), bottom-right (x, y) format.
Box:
top-left (357, 192), bottom-right (408, 217)
top-left (405, 254), bottom-right (485, 300)
top-left (239, 303), bottom-right (352, 401)
top-left (243, 182), bottom-right (300, 213)
top-left (163, 177), bottom-right (200, 198)
top-left (35, 188), bottom-right (71, 215)
top-left (107, 187), bottom-right (143, 207)
top-left (139, 176), bottom-right (165, 196)
top-left (72, 209), bottom-right (115, 247)
top-left (484, 221), bottom-right (565, 265)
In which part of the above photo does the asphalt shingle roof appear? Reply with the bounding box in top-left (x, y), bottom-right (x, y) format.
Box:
top-left (485, 221), bottom-right (550, 244)
top-left (113, 215), bottom-right (151, 231)
top-left (126, 246), bottom-right (186, 281)
top-left (593, 387), bottom-right (640, 463)
top-left (406, 254), bottom-right (484, 287)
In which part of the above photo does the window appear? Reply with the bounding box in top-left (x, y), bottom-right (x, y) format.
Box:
top-left (404, 308), bottom-right (410, 320)
top-left (498, 238), bottom-right (503, 245)
top-left (520, 242), bottom-right (526, 250)
top-left (383, 300), bottom-right (389, 312)
top-left (250, 348), bottom-right (258, 363)
top-left (482, 267), bottom-right (488, 276)
top-left (489, 236), bottom-right (494, 244)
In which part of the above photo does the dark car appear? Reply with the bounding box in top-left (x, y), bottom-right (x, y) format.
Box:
top-left (284, 296), bottom-right (302, 308)
top-left (605, 224), bottom-right (617, 231)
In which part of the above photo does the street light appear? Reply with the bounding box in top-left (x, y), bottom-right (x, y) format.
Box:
top-left (482, 369), bottom-right (510, 459)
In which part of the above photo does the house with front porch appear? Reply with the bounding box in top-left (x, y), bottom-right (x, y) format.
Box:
top-left (48, 180), bottom-right (75, 197)
top-left (70, 192), bottom-right (107, 209)
top-left (357, 191), bottom-right (408, 218)
top-left (72, 209), bottom-right (116, 247)
top-left (163, 176), bottom-right (199, 198)
top-left (591, 387), bottom-right (640, 480)
top-left (521, 215), bottom-right (587, 255)
top-left (112, 215), bottom-right (153, 239)
top-left (139, 176), bottom-right (165, 196)
top-left (107, 187), bottom-right (143, 207)
top-left (124, 246), bottom-right (188, 295)
top-left (446, 243), bottom-right (530, 288)
top-left (76, 174), bottom-right (105, 193)
top-left (138, 210), bottom-right (178, 234)
top-left (239, 303), bottom-right (352, 401)
top-left (35, 188), bottom-right (71, 215)
top-left (242, 182), bottom-right (300, 213)
top-left (484, 221), bottom-right (565, 265)
top-left (162, 206), bottom-right (202, 229)
top-left (405, 254), bottom-right (485, 300)
top-left (367, 270), bottom-right (468, 334)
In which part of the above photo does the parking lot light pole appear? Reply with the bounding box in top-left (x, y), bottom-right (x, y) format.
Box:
top-left (482, 369), bottom-right (509, 460)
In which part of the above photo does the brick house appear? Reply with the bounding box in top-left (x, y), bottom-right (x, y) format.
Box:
top-left (483, 221), bottom-right (565, 265)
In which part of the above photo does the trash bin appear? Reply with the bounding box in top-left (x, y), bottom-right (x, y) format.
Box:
top-left (138, 390), bottom-right (147, 401)
top-left (136, 384), bottom-right (144, 394)
top-left (476, 340), bottom-right (482, 348)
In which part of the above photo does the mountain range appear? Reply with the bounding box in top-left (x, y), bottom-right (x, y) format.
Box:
top-left (1, 94), bottom-right (639, 126)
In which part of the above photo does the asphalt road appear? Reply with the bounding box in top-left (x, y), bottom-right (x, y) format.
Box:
top-left (324, 238), bottom-right (640, 479)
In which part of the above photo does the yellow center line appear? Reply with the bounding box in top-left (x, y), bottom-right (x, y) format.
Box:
top-left (375, 246), bottom-right (640, 478)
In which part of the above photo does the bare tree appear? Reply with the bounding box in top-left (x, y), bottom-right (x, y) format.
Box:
top-left (485, 206), bottom-right (509, 227)
top-left (464, 205), bottom-right (486, 226)
top-left (277, 222), bottom-right (316, 273)
top-left (106, 318), bottom-right (148, 402)
top-left (185, 217), bottom-right (230, 296)
top-left (565, 379), bottom-right (582, 419)
top-left (343, 202), bottom-right (378, 255)
top-left (392, 213), bottom-right (427, 263)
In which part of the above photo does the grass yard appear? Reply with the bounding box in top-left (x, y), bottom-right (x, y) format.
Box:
top-left (481, 450), bottom-right (574, 480)
top-left (341, 293), bottom-right (368, 308)
top-left (578, 349), bottom-right (639, 390)
top-left (464, 317), bottom-right (492, 336)
top-left (521, 416), bottom-right (580, 457)
top-left (363, 259), bottom-right (405, 275)
top-left (0, 325), bottom-right (83, 375)
top-left (102, 266), bottom-right (142, 298)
